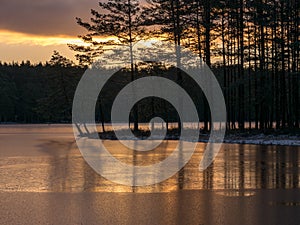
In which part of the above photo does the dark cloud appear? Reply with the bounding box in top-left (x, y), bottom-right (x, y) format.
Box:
top-left (0, 0), bottom-right (101, 36)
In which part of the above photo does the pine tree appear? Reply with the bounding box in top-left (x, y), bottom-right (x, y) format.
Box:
top-left (70, 0), bottom-right (147, 131)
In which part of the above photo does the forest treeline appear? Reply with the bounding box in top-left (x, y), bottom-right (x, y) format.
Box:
top-left (0, 0), bottom-right (299, 132)
top-left (0, 52), bottom-right (84, 123)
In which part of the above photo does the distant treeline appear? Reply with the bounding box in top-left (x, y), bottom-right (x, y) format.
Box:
top-left (0, 53), bottom-right (84, 123)
top-left (0, 52), bottom-right (298, 132)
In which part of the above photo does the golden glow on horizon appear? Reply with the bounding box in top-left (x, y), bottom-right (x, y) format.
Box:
top-left (0, 30), bottom-right (124, 47)
top-left (0, 29), bottom-right (84, 46)
top-left (0, 30), bottom-right (117, 63)
top-left (0, 29), bottom-right (196, 64)
top-left (0, 29), bottom-right (162, 63)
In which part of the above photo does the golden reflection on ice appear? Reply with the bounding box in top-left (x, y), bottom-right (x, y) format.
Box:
top-left (0, 125), bottom-right (300, 193)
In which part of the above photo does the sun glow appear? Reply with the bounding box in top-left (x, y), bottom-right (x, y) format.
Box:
top-left (0, 29), bottom-right (83, 46)
top-left (0, 29), bottom-right (163, 64)
top-left (0, 29), bottom-right (93, 63)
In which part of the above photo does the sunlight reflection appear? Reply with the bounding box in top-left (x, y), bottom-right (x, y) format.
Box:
top-left (0, 125), bottom-right (300, 193)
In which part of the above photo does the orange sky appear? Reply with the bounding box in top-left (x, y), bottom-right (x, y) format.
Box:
top-left (0, 0), bottom-right (150, 64)
top-left (0, 30), bottom-right (84, 63)
top-left (0, 0), bottom-right (101, 63)
top-left (0, 29), bottom-right (131, 64)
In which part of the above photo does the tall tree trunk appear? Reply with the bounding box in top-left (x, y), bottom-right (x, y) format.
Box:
top-left (238, 0), bottom-right (245, 130)
top-left (203, 0), bottom-right (211, 132)
top-left (280, 1), bottom-right (287, 129)
top-left (128, 0), bottom-right (139, 132)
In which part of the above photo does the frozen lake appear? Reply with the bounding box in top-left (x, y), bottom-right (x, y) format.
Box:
top-left (0, 124), bottom-right (300, 224)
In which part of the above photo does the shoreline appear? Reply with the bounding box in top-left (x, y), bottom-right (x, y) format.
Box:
top-left (222, 134), bottom-right (300, 146)
top-left (0, 124), bottom-right (299, 146)
top-left (97, 130), bottom-right (300, 147)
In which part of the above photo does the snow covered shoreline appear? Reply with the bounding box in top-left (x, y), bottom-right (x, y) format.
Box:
top-left (221, 134), bottom-right (300, 146)
top-left (98, 131), bottom-right (300, 146)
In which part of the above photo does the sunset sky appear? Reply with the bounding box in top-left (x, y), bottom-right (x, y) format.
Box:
top-left (0, 0), bottom-right (103, 63)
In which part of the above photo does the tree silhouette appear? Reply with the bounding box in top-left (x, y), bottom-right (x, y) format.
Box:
top-left (70, 0), bottom-right (148, 131)
top-left (36, 51), bottom-right (78, 122)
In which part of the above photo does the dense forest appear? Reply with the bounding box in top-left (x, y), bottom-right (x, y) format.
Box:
top-left (0, 0), bottom-right (299, 133)
top-left (0, 52), bottom-right (84, 123)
